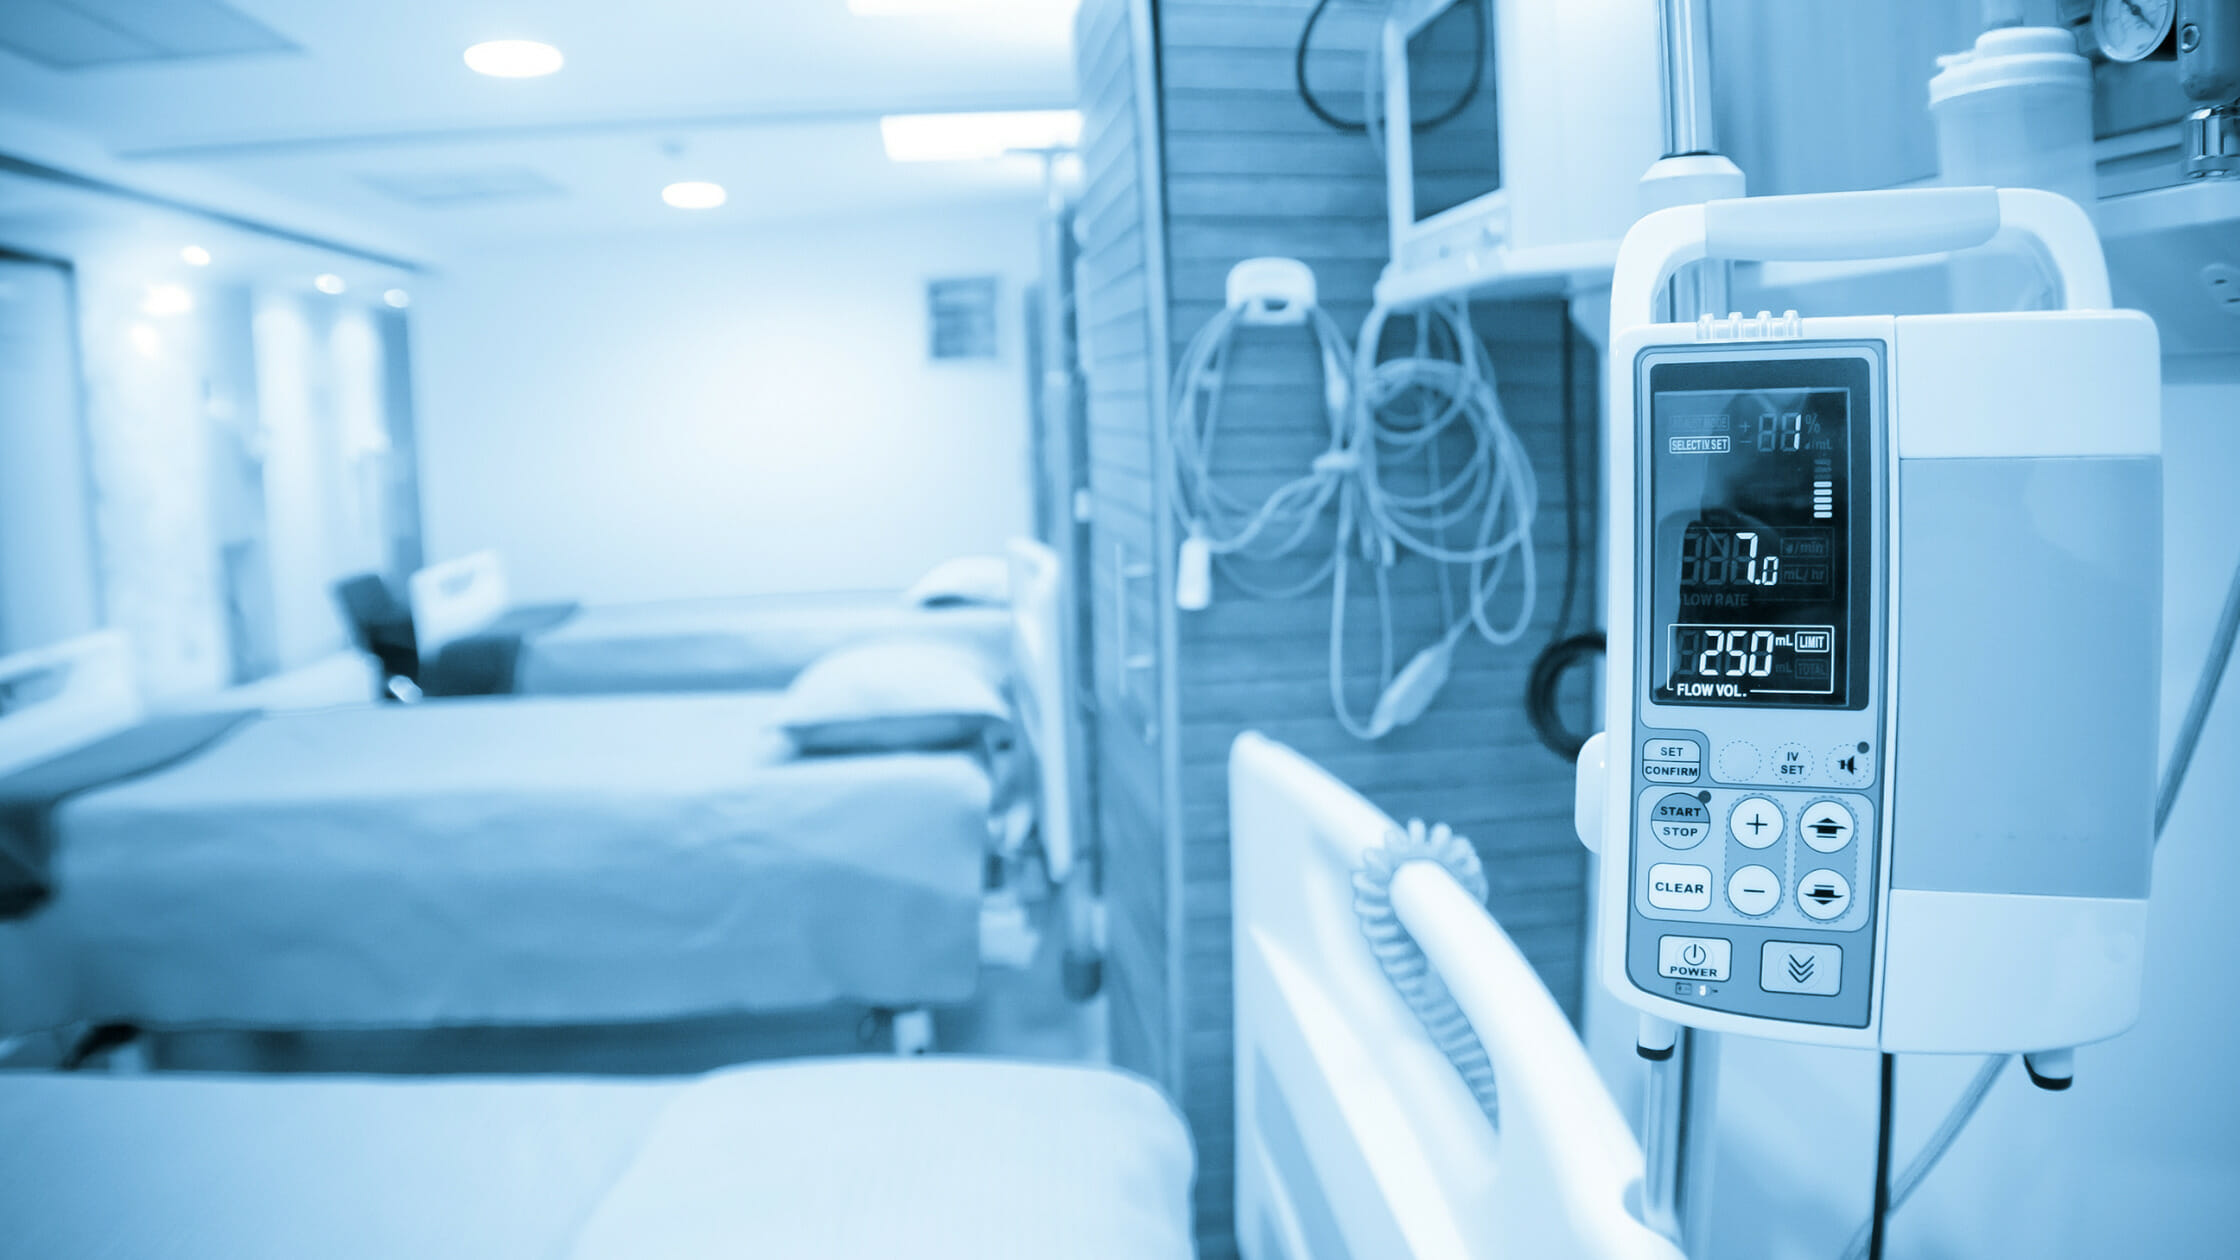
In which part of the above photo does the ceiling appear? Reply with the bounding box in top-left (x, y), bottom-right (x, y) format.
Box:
top-left (0, 0), bottom-right (1081, 266)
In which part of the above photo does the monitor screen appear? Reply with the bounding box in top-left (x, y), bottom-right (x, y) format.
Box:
top-left (1402, 0), bottom-right (1500, 224)
top-left (1646, 356), bottom-right (1875, 710)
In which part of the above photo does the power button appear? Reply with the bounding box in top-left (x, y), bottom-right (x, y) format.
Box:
top-left (1657, 935), bottom-right (1732, 982)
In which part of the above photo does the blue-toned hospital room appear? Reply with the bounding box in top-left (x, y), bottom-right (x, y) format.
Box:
top-left (2, 0), bottom-right (2238, 1256)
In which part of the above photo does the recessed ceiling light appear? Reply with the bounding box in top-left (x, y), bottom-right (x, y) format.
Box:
top-left (179, 245), bottom-right (211, 267)
top-left (880, 110), bottom-right (1082, 162)
top-left (463, 39), bottom-right (564, 78)
top-left (141, 284), bottom-right (194, 317)
top-left (383, 289), bottom-right (411, 309)
top-left (314, 274), bottom-right (346, 295)
top-left (661, 181), bottom-right (728, 210)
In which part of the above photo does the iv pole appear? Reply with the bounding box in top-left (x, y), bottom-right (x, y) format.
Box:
top-left (1631, 1), bottom-right (1746, 1251)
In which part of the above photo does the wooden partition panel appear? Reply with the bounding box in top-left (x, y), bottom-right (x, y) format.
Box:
top-left (1071, 4), bottom-right (1599, 1254)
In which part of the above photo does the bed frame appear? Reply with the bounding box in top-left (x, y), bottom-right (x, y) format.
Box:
top-left (407, 551), bottom-right (510, 660)
top-left (1005, 539), bottom-right (1104, 998)
top-left (0, 633), bottom-right (143, 778)
top-left (1231, 732), bottom-right (1680, 1259)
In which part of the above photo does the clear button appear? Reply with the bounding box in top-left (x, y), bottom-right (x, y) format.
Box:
top-left (1647, 864), bottom-right (1713, 912)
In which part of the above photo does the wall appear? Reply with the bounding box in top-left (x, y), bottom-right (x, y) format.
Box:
top-left (411, 203), bottom-right (1046, 606)
top-left (0, 256), bottom-right (100, 655)
top-left (73, 263), bottom-right (234, 700)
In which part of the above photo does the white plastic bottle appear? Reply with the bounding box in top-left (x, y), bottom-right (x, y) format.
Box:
top-left (1928, 26), bottom-right (2095, 312)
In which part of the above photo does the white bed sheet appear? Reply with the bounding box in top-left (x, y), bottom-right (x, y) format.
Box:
top-left (0, 693), bottom-right (991, 1034)
top-left (514, 592), bottom-right (1013, 694)
top-left (0, 1058), bottom-right (1194, 1260)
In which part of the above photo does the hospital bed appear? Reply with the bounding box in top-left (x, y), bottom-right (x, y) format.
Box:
top-left (0, 548), bottom-right (1079, 1042)
top-left (0, 1058), bottom-right (1196, 1259)
top-left (0, 732), bottom-right (1664, 1258)
top-left (403, 550), bottom-right (1013, 697)
top-left (1230, 731), bottom-right (1680, 1259)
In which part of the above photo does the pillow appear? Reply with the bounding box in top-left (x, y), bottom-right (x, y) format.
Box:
top-left (775, 638), bottom-right (1011, 755)
top-left (902, 555), bottom-right (1011, 608)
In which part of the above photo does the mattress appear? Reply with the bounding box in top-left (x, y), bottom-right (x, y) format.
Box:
top-left (514, 592), bottom-right (1013, 695)
top-left (0, 1058), bottom-right (1195, 1259)
top-left (0, 693), bottom-right (991, 1034)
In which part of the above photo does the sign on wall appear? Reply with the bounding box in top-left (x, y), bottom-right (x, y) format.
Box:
top-left (927, 275), bottom-right (1000, 361)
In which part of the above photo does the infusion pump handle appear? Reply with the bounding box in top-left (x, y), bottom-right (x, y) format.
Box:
top-left (1610, 186), bottom-right (2112, 332)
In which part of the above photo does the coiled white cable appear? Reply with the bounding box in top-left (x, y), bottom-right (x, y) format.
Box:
top-left (1167, 283), bottom-right (1539, 740)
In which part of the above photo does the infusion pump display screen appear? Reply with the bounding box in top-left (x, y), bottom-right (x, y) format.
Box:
top-left (1646, 356), bottom-right (1874, 710)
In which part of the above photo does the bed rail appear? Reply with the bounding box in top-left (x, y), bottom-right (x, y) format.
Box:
top-left (1006, 539), bottom-right (1074, 884)
top-left (408, 551), bottom-right (510, 660)
top-left (1008, 537), bottom-right (1105, 1000)
top-left (0, 632), bottom-right (144, 778)
top-left (1231, 732), bottom-right (1680, 1259)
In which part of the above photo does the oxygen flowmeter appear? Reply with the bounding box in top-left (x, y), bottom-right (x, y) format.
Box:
top-left (1576, 187), bottom-right (2161, 1069)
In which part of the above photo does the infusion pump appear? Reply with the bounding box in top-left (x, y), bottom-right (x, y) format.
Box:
top-left (1577, 187), bottom-right (2161, 1061)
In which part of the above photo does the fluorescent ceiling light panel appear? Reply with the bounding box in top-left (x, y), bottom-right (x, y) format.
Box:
top-left (463, 39), bottom-right (563, 78)
top-left (880, 110), bottom-right (1082, 162)
top-left (848, 1), bottom-right (1011, 14)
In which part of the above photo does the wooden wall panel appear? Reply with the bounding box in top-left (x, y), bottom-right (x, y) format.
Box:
top-left (1071, 0), bottom-right (1176, 1098)
top-left (1152, 3), bottom-right (1598, 1255)
top-left (1072, 5), bottom-right (1600, 1254)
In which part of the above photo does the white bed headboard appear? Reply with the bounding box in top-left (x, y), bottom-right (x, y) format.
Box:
top-left (1231, 732), bottom-right (1681, 1260)
top-left (408, 551), bottom-right (510, 659)
top-left (1006, 538), bottom-right (1076, 884)
top-left (0, 632), bottom-right (145, 777)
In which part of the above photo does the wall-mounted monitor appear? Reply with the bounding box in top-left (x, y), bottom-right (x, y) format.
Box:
top-left (1379, 0), bottom-right (1664, 307)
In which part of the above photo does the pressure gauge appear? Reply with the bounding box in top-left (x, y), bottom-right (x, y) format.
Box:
top-left (2093, 0), bottom-right (2175, 62)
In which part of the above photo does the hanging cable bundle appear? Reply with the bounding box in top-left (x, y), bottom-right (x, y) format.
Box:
top-left (1166, 269), bottom-right (1539, 741)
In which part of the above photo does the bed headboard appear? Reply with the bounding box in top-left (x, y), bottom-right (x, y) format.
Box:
top-left (1231, 732), bottom-right (1681, 1260)
top-left (408, 551), bottom-right (509, 659)
top-left (0, 632), bottom-right (145, 778)
top-left (1005, 538), bottom-right (1076, 884)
